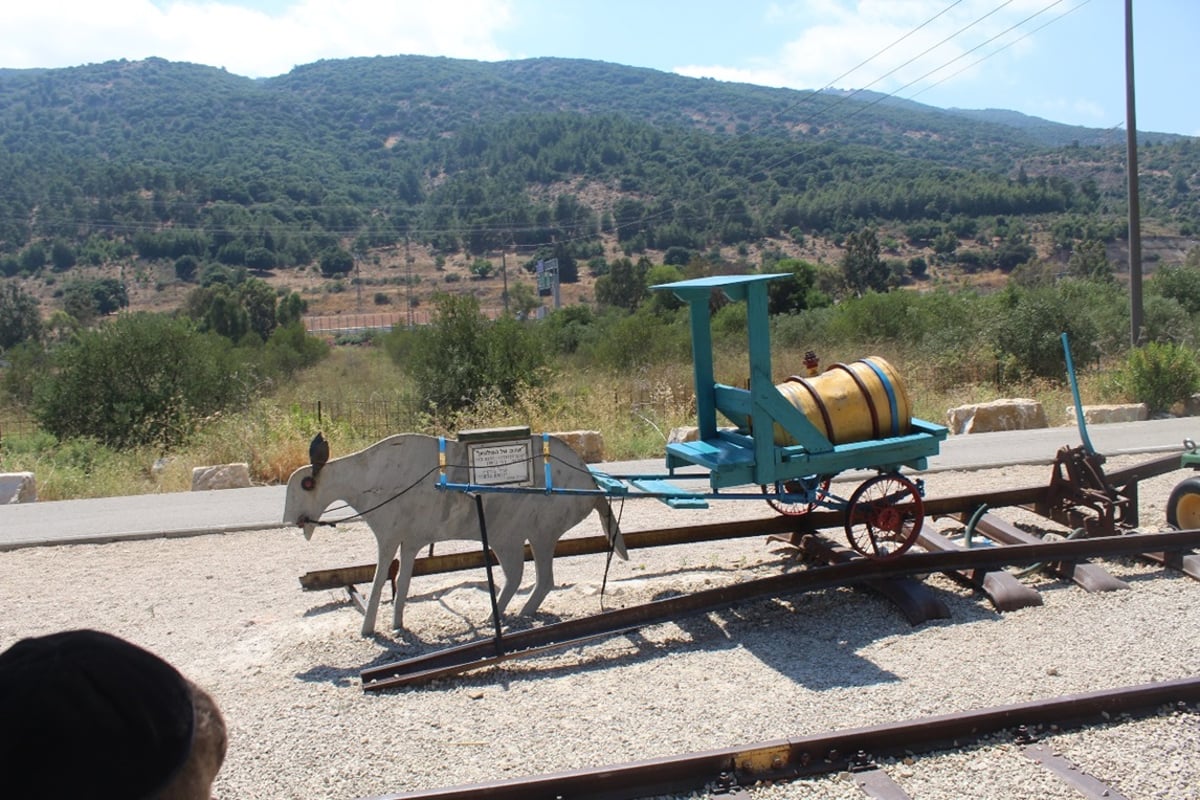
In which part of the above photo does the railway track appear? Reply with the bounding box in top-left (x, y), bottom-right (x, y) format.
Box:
top-left (359, 528), bottom-right (1200, 691)
top-left (357, 677), bottom-right (1200, 800)
top-left (290, 449), bottom-right (1200, 691)
top-left (281, 449), bottom-right (1200, 799)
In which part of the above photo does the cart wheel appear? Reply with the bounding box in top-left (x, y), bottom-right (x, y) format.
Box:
top-left (844, 473), bottom-right (924, 560)
top-left (1167, 476), bottom-right (1200, 529)
top-left (762, 477), bottom-right (831, 516)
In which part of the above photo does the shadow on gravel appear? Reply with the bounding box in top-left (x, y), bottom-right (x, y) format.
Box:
top-left (302, 598), bottom-right (350, 617)
top-left (295, 641), bottom-right (421, 689)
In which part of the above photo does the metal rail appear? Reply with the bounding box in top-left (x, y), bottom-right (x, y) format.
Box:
top-left (300, 451), bottom-right (1188, 593)
top-left (361, 529), bottom-right (1200, 691)
top-left (358, 676), bottom-right (1200, 800)
top-left (299, 516), bottom-right (798, 591)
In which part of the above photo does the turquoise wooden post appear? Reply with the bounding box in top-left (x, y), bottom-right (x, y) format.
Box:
top-left (654, 278), bottom-right (721, 439)
top-left (742, 278), bottom-right (778, 477)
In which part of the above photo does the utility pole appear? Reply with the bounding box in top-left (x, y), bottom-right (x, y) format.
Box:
top-left (501, 250), bottom-right (509, 315)
top-left (354, 248), bottom-right (362, 313)
top-left (404, 236), bottom-right (414, 329)
top-left (1125, 0), bottom-right (1143, 346)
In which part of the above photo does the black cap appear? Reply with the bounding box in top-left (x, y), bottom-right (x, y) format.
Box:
top-left (0, 629), bottom-right (196, 800)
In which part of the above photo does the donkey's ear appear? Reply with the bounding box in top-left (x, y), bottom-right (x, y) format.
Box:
top-left (304, 432), bottom-right (330, 491)
top-left (309, 432), bottom-right (330, 470)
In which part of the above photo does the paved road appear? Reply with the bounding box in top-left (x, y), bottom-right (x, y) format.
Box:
top-left (2, 416), bottom-right (1197, 551)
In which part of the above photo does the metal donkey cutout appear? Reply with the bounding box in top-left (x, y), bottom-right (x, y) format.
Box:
top-left (284, 432), bottom-right (628, 636)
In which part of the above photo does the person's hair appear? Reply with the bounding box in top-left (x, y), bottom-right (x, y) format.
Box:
top-left (158, 680), bottom-right (228, 800)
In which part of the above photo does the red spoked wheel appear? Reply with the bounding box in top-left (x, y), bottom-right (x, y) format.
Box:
top-left (762, 477), bottom-right (831, 516)
top-left (844, 473), bottom-right (924, 560)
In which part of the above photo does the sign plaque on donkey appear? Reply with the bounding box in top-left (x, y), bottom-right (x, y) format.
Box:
top-left (284, 431), bottom-right (627, 636)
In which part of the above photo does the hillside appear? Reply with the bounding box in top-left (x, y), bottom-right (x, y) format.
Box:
top-left (0, 55), bottom-right (1197, 324)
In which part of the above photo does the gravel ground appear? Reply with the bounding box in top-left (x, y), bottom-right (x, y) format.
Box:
top-left (2, 455), bottom-right (1200, 799)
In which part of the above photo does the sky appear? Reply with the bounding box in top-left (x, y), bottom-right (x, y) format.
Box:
top-left (1, 0), bottom-right (1196, 137)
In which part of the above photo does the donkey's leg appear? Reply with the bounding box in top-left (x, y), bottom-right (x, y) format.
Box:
top-left (491, 543), bottom-right (526, 615)
top-left (519, 535), bottom-right (557, 616)
top-left (362, 536), bottom-right (399, 637)
top-left (390, 545), bottom-right (419, 632)
top-left (357, 537), bottom-right (391, 638)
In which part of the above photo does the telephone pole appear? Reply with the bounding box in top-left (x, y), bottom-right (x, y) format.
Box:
top-left (1125, 0), bottom-right (1143, 346)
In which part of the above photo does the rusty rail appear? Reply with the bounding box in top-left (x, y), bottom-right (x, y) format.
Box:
top-left (358, 676), bottom-right (1200, 800)
top-left (361, 529), bottom-right (1200, 691)
top-left (299, 516), bottom-right (798, 591)
top-left (301, 451), bottom-right (1188, 593)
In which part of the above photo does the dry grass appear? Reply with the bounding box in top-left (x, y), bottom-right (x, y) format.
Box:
top-left (1, 340), bottom-right (1128, 500)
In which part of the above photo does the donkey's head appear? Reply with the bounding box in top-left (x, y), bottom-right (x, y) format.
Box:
top-left (284, 432), bottom-right (331, 539)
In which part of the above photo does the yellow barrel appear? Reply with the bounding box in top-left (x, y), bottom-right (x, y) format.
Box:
top-left (772, 356), bottom-right (912, 446)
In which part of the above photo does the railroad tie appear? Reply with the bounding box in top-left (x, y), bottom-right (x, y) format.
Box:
top-left (918, 519), bottom-right (1042, 612)
top-left (1023, 743), bottom-right (1132, 800)
top-left (968, 512), bottom-right (1129, 592)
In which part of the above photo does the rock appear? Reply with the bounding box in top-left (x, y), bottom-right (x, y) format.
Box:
top-left (668, 426), bottom-right (701, 444)
top-left (1065, 403), bottom-right (1149, 425)
top-left (1184, 394), bottom-right (1200, 417)
top-left (946, 399), bottom-right (1048, 435)
top-left (549, 430), bottom-right (604, 463)
top-left (191, 463), bottom-right (252, 491)
top-left (0, 472), bottom-right (36, 503)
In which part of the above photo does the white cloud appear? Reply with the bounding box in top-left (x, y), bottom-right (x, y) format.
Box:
top-left (676, 0), bottom-right (1047, 97)
top-left (0, 0), bottom-right (515, 78)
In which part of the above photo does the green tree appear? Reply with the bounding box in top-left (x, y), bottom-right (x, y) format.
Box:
top-left (50, 240), bottom-right (77, 271)
top-left (1067, 239), bottom-right (1113, 282)
top-left (0, 283), bottom-right (42, 350)
top-left (989, 283), bottom-right (1101, 379)
top-left (841, 228), bottom-right (887, 296)
top-left (319, 248), bottom-right (355, 277)
top-left (390, 292), bottom-right (546, 414)
top-left (33, 313), bottom-right (246, 448)
top-left (1, 340), bottom-right (49, 406)
top-left (931, 230), bottom-right (958, 256)
top-left (767, 258), bottom-right (825, 315)
top-left (203, 290), bottom-right (250, 342)
top-left (62, 278), bottom-right (128, 323)
top-left (174, 255), bottom-right (200, 283)
top-left (237, 278), bottom-right (278, 341)
top-left (259, 321), bottom-right (329, 378)
top-left (276, 291), bottom-right (305, 326)
top-left (644, 263), bottom-right (685, 313)
top-left (19, 244), bottom-right (46, 273)
top-left (1149, 264), bottom-right (1200, 314)
top-left (595, 257), bottom-right (648, 311)
top-left (505, 281), bottom-right (542, 320)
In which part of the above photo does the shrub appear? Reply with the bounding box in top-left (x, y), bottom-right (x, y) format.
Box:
top-left (988, 284), bottom-right (1101, 380)
top-left (319, 248), bottom-right (354, 277)
top-left (389, 293), bottom-right (547, 415)
top-left (1149, 264), bottom-right (1200, 314)
top-left (33, 313), bottom-right (249, 448)
top-left (579, 307), bottom-right (689, 371)
top-left (1120, 341), bottom-right (1200, 414)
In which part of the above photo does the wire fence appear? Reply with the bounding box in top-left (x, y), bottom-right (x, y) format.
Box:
top-left (302, 305), bottom-right (509, 337)
top-left (302, 399), bottom-right (426, 439)
top-left (0, 417), bottom-right (39, 446)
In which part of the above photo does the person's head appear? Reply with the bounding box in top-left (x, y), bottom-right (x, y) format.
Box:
top-left (158, 678), bottom-right (228, 800)
top-left (0, 629), bottom-right (227, 800)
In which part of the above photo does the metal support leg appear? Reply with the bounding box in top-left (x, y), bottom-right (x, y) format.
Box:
top-left (472, 493), bottom-right (504, 650)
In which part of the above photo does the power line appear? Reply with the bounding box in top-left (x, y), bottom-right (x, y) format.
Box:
top-left (828, 0), bottom-right (1075, 127)
top-left (905, 0), bottom-right (1092, 102)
